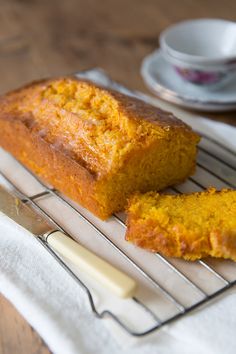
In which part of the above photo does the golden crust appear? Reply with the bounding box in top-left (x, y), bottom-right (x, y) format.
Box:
top-left (0, 118), bottom-right (103, 217)
top-left (0, 77), bottom-right (199, 219)
top-left (126, 189), bottom-right (236, 261)
top-left (1, 77), bottom-right (190, 128)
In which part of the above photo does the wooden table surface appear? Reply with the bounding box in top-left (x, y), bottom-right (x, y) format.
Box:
top-left (0, 0), bottom-right (236, 353)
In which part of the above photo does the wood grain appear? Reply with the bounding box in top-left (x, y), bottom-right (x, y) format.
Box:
top-left (0, 0), bottom-right (236, 353)
top-left (0, 296), bottom-right (49, 354)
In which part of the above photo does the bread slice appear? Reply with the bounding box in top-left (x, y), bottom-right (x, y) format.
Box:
top-left (0, 77), bottom-right (199, 219)
top-left (126, 188), bottom-right (236, 261)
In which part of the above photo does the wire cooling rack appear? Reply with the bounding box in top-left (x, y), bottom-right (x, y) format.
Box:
top-left (0, 72), bottom-right (235, 337)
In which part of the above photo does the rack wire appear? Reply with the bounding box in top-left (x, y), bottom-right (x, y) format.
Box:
top-left (0, 74), bottom-right (235, 337)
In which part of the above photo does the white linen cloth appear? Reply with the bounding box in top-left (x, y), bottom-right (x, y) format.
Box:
top-left (0, 69), bottom-right (236, 354)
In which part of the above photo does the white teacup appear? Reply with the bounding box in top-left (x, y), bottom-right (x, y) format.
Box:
top-left (160, 19), bottom-right (236, 87)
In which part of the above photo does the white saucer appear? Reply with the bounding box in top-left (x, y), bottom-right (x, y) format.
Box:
top-left (141, 49), bottom-right (236, 111)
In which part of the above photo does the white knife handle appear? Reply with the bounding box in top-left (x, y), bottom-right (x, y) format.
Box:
top-left (43, 231), bottom-right (137, 298)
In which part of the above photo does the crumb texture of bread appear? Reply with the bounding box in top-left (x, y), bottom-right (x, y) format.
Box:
top-left (0, 77), bottom-right (199, 219)
top-left (126, 188), bottom-right (236, 261)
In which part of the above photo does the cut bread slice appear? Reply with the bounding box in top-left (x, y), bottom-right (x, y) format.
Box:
top-left (126, 188), bottom-right (236, 261)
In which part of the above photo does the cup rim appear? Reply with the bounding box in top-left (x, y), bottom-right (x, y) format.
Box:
top-left (160, 18), bottom-right (236, 64)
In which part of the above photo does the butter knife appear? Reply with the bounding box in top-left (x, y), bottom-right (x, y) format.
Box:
top-left (0, 185), bottom-right (137, 298)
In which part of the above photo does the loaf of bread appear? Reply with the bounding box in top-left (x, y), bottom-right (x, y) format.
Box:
top-left (126, 188), bottom-right (236, 261)
top-left (0, 77), bottom-right (199, 219)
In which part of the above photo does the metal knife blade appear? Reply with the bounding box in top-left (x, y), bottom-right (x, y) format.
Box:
top-left (0, 185), bottom-right (138, 298)
top-left (0, 185), bottom-right (53, 235)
